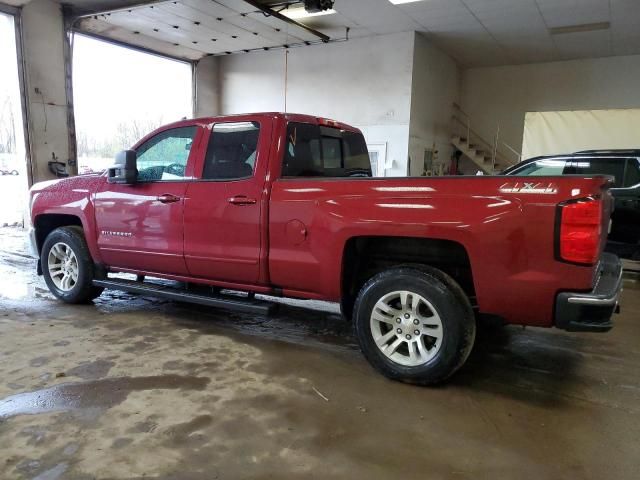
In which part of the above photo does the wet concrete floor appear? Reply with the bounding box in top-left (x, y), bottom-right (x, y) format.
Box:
top-left (1, 226), bottom-right (639, 479)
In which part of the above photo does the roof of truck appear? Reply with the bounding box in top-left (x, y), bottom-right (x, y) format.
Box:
top-left (187, 112), bottom-right (361, 132)
top-left (130, 113), bottom-right (362, 150)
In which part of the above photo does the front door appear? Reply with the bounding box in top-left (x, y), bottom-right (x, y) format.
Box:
top-left (95, 125), bottom-right (202, 275)
top-left (183, 119), bottom-right (269, 285)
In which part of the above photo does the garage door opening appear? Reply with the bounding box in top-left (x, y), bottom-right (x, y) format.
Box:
top-left (0, 12), bottom-right (28, 226)
top-left (72, 34), bottom-right (193, 174)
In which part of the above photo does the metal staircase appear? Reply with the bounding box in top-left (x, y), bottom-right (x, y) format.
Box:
top-left (451, 103), bottom-right (522, 174)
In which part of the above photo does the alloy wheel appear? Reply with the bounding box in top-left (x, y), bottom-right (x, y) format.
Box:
top-left (370, 290), bottom-right (444, 367)
top-left (47, 242), bottom-right (79, 292)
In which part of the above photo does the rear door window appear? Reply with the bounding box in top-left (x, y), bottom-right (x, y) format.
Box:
top-left (574, 158), bottom-right (626, 187)
top-left (282, 122), bottom-right (371, 178)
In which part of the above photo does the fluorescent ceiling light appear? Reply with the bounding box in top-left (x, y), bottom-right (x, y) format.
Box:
top-left (389, 0), bottom-right (426, 5)
top-left (282, 8), bottom-right (336, 19)
top-left (549, 22), bottom-right (610, 35)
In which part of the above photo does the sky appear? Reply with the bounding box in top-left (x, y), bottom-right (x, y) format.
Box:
top-left (72, 34), bottom-right (193, 146)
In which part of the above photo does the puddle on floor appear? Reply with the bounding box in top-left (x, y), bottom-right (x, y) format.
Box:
top-left (0, 375), bottom-right (210, 421)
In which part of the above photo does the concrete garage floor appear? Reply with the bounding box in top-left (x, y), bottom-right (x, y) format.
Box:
top-left (0, 227), bottom-right (639, 480)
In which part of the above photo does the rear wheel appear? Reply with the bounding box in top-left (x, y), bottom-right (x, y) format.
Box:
top-left (41, 226), bottom-right (103, 303)
top-left (353, 266), bottom-right (475, 385)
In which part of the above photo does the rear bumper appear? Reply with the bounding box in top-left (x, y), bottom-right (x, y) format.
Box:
top-left (555, 253), bottom-right (623, 332)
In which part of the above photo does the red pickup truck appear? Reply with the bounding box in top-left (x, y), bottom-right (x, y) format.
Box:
top-left (29, 113), bottom-right (623, 384)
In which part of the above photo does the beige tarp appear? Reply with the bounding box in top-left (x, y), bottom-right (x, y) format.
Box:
top-left (522, 109), bottom-right (640, 159)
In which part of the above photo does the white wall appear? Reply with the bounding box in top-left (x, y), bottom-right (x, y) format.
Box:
top-left (218, 32), bottom-right (415, 176)
top-left (522, 109), bottom-right (640, 158)
top-left (408, 33), bottom-right (459, 176)
top-left (195, 55), bottom-right (220, 117)
top-left (461, 54), bottom-right (640, 160)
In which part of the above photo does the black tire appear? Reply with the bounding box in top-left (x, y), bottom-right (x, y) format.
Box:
top-left (353, 265), bottom-right (476, 385)
top-left (41, 226), bottom-right (103, 303)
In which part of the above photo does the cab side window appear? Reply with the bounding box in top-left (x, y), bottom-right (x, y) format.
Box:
top-left (322, 136), bottom-right (342, 169)
top-left (202, 122), bottom-right (260, 180)
top-left (282, 123), bottom-right (323, 177)
top-left (136, 126), bottom-right (197, 182)
top-left (282, 122), bottom-right (372, 178)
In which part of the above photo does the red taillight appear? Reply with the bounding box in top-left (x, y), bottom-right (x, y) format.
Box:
top-left (558, 199), bottom-right (602, 265)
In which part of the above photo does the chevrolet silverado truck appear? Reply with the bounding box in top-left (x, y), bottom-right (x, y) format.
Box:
top-left (29, 113), bottom-right (623, 384)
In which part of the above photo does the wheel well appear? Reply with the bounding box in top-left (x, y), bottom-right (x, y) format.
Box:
top-left (34, 214), bottom-right (83, 255)
top-left (341, 236), bottom-right (476, 318)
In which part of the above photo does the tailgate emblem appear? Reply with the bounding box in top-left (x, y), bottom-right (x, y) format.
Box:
top-left (499, 182), bottom-right (558, 194)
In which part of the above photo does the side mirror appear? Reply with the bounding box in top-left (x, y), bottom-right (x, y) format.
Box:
top-left (108, 150), bottom-right (137, 184)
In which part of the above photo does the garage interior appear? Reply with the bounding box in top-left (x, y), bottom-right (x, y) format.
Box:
top-left (1, 0), bottom-right (640, 478)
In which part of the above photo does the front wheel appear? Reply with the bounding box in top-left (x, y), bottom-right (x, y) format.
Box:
top-left (41, 226), bottom-right (103, 303)
top-left (353, 266), bottom-right (476, 385)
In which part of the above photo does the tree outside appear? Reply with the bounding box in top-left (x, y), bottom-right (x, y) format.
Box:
top-left (76, 117), bottom-right (167, 173)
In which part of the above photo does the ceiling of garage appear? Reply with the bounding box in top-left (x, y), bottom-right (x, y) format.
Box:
top-left (308, 0), bottom-right (640, 67)
top-left (9, 0), bottom-right (640, 67)
top-left (75, 0), bottom-right (324, 60)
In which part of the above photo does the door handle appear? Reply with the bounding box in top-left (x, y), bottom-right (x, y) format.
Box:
top-left (228, 195), bottom-right (257, 206)
top-left (156, 194), bottom-right (181, 204)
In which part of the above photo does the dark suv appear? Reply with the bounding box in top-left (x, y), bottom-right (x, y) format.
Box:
top-left (503, 150), bottom-right (640, 260)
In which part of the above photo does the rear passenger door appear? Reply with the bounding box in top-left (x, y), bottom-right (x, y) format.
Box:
top-left (269, 121), bottom-right (372, 295)
top-left (183, 119), bottom-right (271, 285)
